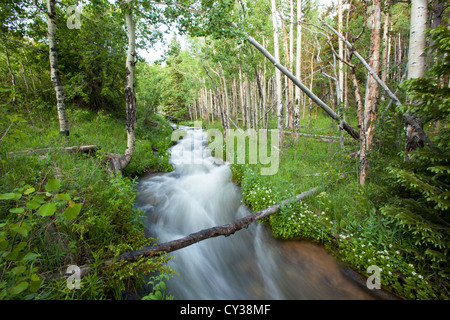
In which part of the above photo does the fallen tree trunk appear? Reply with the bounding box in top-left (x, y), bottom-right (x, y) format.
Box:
top-left (75, 187), bottom-right (318, 278)
top-left (8, 145), bottom-right (100, 156)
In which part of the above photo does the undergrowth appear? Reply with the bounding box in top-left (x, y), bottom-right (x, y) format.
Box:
top-left (228, 112), bottom-right (446, 300)
top-left (0, 102), bottom-right (175, 299)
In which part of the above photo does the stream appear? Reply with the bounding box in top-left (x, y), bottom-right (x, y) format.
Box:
top-left (134, 125), bottom-right (386, 300)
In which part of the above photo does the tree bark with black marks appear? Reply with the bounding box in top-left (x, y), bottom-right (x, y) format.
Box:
top-left (271, 0), bottom-right (284, 146)
top-left (47, 0), bottom-right (69, 136)
top-left (108, 0), bottom-right (136, 174)
top-left (405, 0), bottom-right (428, 155)
top-left (360, 0), bottom-right (382, 186)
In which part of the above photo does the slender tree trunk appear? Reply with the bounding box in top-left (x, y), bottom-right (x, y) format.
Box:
top-left (232, 77), bottom-right (238, 125)
top-left (360, 0), bottom-right (382, 186)
top-left (107, 0), bottom-right (137, 174)
top-left (405, 0), bottom-right (428, 155)
top-left (22, 47), bottom-right (36, 94)
top-left (338, 0), bottom-right (344, 107)
top-left (381, 5), bottom-right (390, 99)
top-left (351, 67), bottom-right (364, 130)
top-left (47, 0), bottom-right (69, 136)
top-left (245, 76), bottom-right (251, 129)
top-left (289, 0), bottom-right (294, 132)
top-left (239, 67), bottom-right (246, 129)
top-left (2, 42), bottom-right (16, 102)
top-left (123, 2), bottom-right (137, 166)
top-left (271, 0), bottom-right (284, 146)
top-left (294, 0), bottom-right (302, 136)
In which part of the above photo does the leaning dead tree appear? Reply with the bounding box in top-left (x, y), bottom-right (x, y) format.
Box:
top-left (72, 187), bottom-right (318, 278)
top-left (321, 20), bottom-right (437, 152)
top-left (237, 24), bottom-right (360, 141)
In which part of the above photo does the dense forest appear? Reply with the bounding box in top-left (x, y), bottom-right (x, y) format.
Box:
top-left (0, 0), bottom-right (449, 301)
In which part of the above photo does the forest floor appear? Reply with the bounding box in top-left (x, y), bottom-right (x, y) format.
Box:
top-left (0, 108), bottom-right (175, 299)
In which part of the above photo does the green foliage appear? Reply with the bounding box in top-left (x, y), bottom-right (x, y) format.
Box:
top-left (0, 178), bottom-right (82, 299)
top-left (0, 98), bottom-right (175, 299)
top-left (371, 27), bottom-right (450, 293)
top-left (142, 273), bottom-right (174, 300)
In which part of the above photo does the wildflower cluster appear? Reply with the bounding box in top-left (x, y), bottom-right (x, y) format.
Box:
top-left (240, 168), bottom-right (277, 211)
top-left (237, 166), bottom-right (438, 299)
top-left (336, 232), bottom-right (436, 299)
top-left (269, 195), bottom-right (334, 243)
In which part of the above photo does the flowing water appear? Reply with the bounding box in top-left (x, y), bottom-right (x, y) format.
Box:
top-left (135, 125), bottom-right (384, 300)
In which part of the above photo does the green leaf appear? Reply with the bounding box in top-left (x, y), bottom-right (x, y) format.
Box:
top-left (38, 202), bottom-right (56, 217)
top-left (26, 199), bottom-right (41, 210)
top-left (9, 281), bottom-right (29, 295)
top-left (23, 252), bottom-right (39, 261)
top-left (11, 266), bottom-right (27, 276)
top-left (63, 203), bottom-right (82, 220)
top-left (9, 207), bottom-right (24, 214)
top-left (33, 195), bottom-right (46, 204)
top-left (10, 223), bottom-right (30, 237)
top-left (45, 179), bottom-right (61, 192)
top-left (29, 274), bottom-right (42, 292)
top-left (24, 187), bottom-right (35, 195)
top-left (0, 236), bottom-right (8, 251)
top-left (57, 193), bottom-right (71, 201)
top-left (0, 193), bottom-right (22, 201)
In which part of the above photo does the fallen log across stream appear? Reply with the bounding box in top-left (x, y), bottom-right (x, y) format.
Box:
top-left (74, 187), bottom-right (318, 278)
top-left (8, 145), bottom-right (100, 156)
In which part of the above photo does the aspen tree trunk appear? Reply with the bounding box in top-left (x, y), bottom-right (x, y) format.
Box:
top-left (3, 42), bottom-right (16, 102)
top-left (308, 47), bottom-right (314, 131)
top-left (219, 69), bottom-right (230, 129)
top-left (386, 20), bottom-right (392, 81)
top-left (289, 0), bottom-right (294, 132)
top-left (245, 76), bottom-right (251, 129)
top-left (271, 0), bottom-right (284, 146)
top-left (381, 5), bottom-right (390, 97)
top-left (22, 47), bottom-right (36, 94)
top-left (47, 0), bottom-right (69, 136)
top-left (122, 2), bottom-right (137, 167)
top-left (280, 14), bottom-right (290, 128)
top-left (239, 68), bottom-right (246, 129)
top-left (338, 0), bottom-right (344, 107)
top-left (360, 0), bottom-right (381, 186)
top-left (337, 0), bottom-right (345, 149)
top-left (351, 67), bottom-right (364, 130)
top-left (397, 33), bottom-right (402, 82)
top-left (294, 0), bottom-right (302, 135)
top-left (262, 59), bottom-right (268, 129)
top-left (405, 0), bottom-right (428, 154)
top-left (232, 78), bottom-right (238, 125)
top-left (107, 0), bottom-right (137, 174)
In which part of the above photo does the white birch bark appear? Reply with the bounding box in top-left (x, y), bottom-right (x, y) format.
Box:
top-left (123, 0), bottom-right (136, 165)
top-left (294, 0), bottom-right (302, 133)
top-left (47, 0), bottom-right (69, 136)
top-left (360, 0), bottom-right (382, 186)
top-left (405, 0), bottom-right (428, 154)
top-left (271, 0), bottom-right (284, 145)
